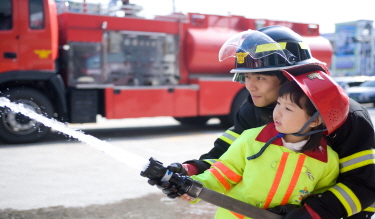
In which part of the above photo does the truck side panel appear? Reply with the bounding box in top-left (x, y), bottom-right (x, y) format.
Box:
top-left (173, 87), bottom-right (199, 117)
top-left (198, 79), bottom-right (245, 116)
top-left (57, 13), bottom-right (180, 45)
top-left (104, 86), bottom-right (198, 119)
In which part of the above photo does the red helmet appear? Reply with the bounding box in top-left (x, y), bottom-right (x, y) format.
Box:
top-left (282, 70), bottom-right (349, 135)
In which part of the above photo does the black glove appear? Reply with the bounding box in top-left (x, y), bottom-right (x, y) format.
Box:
top-left (148, 173), bottom-right (203, 199)
top-left (147, 163), bottom-right (187, 198)
top-left (148, 179), bottom-right (180, 198)
top-left (267, 204), bottom-right (300, 216)
top-left (167, 163), bottom-right (188, 175)
top-left (267, 205), bottom-right (313, 219)
top-left (146, 163), bottom-right (187, 186)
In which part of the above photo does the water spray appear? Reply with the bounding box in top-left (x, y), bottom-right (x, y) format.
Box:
top-left (0, 97), bottom-right (281, 219)
top-left (0, 97), bottom-right (149, 170)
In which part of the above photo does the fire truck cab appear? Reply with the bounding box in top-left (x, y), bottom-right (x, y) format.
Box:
top-left (0, 0), bottom-right (333, 144)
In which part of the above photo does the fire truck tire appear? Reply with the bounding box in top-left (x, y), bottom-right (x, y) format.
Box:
top-left (219, 88), bottom-right (248, 128)
top-left (0, 87), bottom-right (54, 144)
top-left (174, 116), bottom-right (210, 126)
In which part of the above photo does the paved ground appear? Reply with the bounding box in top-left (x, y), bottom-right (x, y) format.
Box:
top-left (0, 193), bottom-right (218, 219)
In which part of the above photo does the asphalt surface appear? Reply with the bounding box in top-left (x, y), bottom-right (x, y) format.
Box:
top-left (0, 193), bottom-right (218, 219)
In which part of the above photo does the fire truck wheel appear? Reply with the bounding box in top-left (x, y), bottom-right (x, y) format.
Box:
top-left (0, 87), bottom-right (54, 144)
top-left (174, 116), bottom-right (210, 126)
top-left (219, 88), bottom-right (248, 128)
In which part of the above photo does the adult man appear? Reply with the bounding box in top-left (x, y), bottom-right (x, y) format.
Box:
top-left (152, 26), bottom-right (375, 219)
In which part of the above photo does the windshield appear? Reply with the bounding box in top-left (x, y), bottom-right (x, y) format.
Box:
top-left (360, 80), bottom-right (375, 87)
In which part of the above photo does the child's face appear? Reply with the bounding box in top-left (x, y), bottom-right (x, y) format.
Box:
top-left (273, 95), bottom-right (312, 135)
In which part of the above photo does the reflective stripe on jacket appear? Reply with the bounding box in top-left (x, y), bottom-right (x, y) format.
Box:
top-left (326, 149), bottom-right (375, 216)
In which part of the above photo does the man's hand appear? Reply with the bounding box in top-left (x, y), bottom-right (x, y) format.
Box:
top-left (167, 163), bottom-right (188, 175)
top-left (146, 163), bottom-right (187, 198)
top-left (146, 162), bottom-right (200, 198)
top-left (148, 179), bottom-right (180, 198)
top-left (148, 173), bottom-right (201, 199)
top-left (168, 162), bottom-right (199, 176)
top-left (267, 204), bottom-right (300, 216)
top-left (267, 204), bottom-right (320, 219)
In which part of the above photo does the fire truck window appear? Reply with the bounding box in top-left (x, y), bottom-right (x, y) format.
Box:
top-left (68, 43), bottom-right (102, 86)
top-left (29, 0), bottom-right (44, 29)
top-left (0, 0), bottom-right (12, 30)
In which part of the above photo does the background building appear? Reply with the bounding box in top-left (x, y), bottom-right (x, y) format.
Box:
top-left (324, 20), bottom-right (374, 76)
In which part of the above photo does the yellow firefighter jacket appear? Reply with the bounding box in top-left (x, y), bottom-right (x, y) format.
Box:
top-left (191, 123), bottom-right (339, 219)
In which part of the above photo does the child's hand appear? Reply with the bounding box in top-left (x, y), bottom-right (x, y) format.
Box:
top-left (179, 193), bottom-right (196, 202)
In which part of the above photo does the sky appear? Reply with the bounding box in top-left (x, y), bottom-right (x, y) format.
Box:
top-left (82, 0), bottom-right (374, 34)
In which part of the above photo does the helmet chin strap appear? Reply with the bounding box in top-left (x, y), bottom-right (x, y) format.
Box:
top-left (247, 111), bottom-right (326, 160)
top-left (291, 111), bottom-right (327, 137)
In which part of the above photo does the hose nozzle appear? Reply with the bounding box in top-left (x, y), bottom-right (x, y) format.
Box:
top-left (140, 157), bottom-right (173, 182)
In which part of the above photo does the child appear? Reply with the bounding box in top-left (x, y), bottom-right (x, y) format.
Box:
top-left (179, 70), bottom-right (349, 219)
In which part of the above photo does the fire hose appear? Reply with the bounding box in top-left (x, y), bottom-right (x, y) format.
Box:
top-left (141, 157), bottom-right (282, 219)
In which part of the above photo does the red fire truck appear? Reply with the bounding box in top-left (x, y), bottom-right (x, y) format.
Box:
top-left (0, 0), bottom-right (333, 144)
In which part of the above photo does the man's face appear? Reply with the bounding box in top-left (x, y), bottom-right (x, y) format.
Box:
top-left (244, 73), bottom-right (283, 107)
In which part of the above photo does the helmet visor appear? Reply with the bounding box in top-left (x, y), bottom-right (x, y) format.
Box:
top-left (218, 30), bottom-right (296, 65)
